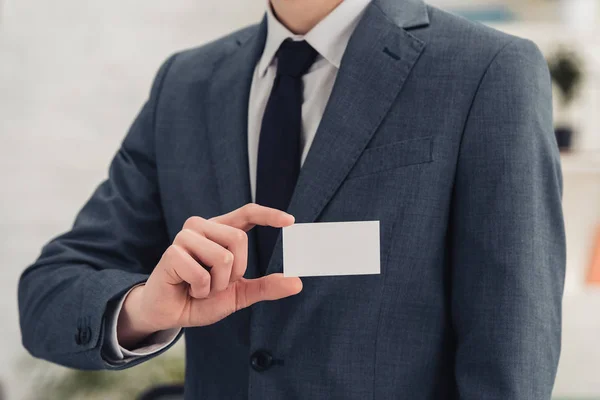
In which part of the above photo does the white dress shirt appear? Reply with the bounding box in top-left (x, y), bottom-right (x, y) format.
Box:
top-left (104, 0), bottom-right (371, 362)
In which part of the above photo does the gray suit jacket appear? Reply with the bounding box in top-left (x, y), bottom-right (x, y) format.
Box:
top-left (19, 0), bottom-right (565, 398)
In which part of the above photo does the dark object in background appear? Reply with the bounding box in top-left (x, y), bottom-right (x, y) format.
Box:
top-left (554, 126), bottom-right (573, 151)
top-left (547, 48), bottom-right (584, 152)
top-left (138, 385), bottom-right (184, 400)
top-left (549, 49), bottom-right (583, 105)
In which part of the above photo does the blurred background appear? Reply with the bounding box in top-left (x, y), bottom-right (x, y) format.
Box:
top-left (0, 0), bottom-right (599, 399)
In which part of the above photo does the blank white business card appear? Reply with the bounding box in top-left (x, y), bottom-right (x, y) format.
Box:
top-left (282, 221), bottom-right (380, 277)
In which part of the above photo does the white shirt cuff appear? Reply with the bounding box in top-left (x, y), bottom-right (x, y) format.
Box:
top-left (104, 284), bottom-right (181, 362)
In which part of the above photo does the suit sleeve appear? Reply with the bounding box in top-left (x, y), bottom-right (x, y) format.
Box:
top-left (18, 54), bottom-right (182, 370)
top-left (450, 38), bottom-right (566, 399)
top-left (102, 285), bottom-right (180, 364)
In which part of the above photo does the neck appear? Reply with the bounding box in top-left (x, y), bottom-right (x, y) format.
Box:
top-left (269, 0), bottom-right (344, 35)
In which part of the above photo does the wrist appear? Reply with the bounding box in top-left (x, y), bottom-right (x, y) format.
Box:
top-left (117, 285), bottom-right (157, 349)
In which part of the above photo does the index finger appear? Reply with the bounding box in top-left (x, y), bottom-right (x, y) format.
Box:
top-left (211, 204), bottom-right (294, 231)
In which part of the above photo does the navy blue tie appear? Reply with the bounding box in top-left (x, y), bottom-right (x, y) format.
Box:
top-left (255, 39), bottom-right (318, 275)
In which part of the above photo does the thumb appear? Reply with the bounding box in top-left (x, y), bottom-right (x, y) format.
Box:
top-left (234, 274), bottom-right (303, 311)
top-left (190, 274), bottom-right (303, 327)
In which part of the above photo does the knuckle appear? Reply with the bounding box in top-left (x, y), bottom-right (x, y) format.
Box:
top-left (163, 245), bottom-right (183, 264)
top-left (196, 271), bottom-right (210, 288)
top-left (233, 229), bottom-right (247, 244)
top-left (174, 229), bottom-right (189, 244)
top-left (200, 286), bottom-right (211, 298)
top-left (175, 229), bottom-right (196, 245)
top-left (243, 203), bottom-right (259, 215)
top-left (164, 245), bottom-right (180, 259)
top-left (222, 251), bottom-right (234, 266)
top-left (191, 283), bottom-right (209, 299)
top-left (183, 216), bottom-right (204, 229)
top-left (181, 228), bottom-right (195, 237)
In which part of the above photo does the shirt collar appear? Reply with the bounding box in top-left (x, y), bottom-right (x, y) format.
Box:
top-left (257, 0), bottom-right (371, 77)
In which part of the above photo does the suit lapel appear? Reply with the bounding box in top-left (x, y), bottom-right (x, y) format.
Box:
top-left (266, 1), bottom-right (428, 274)
top-left (207, 20), bottom-right (266, 214)
top-left (207, 19), bottom-right (267, 278)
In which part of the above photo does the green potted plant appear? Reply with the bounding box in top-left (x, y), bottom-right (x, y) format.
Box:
top-left (21, 347), bottom-right (185, 400)
top-left (547, 48), bottom-right (584, 152)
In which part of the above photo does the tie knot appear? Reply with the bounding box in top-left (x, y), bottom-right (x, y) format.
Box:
top-left (276, 39), bottom-right (318, 78)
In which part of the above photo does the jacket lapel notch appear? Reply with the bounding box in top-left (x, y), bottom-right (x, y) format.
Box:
top-left (207, 21), bottom-right (266, 216)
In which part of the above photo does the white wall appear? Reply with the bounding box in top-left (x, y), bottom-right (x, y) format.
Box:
top-left (0, 2), bottom-right (263, 399)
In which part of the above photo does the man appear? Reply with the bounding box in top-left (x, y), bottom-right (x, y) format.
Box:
top-left (19, 0), bottom-right (566, 398)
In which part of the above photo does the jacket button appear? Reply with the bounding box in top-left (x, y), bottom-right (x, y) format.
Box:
top-left (250, 350), bottom-right (273, 372)
top-left (75, 326), bottom-right (92, 345)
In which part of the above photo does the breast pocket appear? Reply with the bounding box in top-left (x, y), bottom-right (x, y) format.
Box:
top-left (347, 137), bottom-right (433, 179)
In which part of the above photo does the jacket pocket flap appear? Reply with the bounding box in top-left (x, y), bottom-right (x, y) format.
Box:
top-left (348, 137), bottom-right (433, 179)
